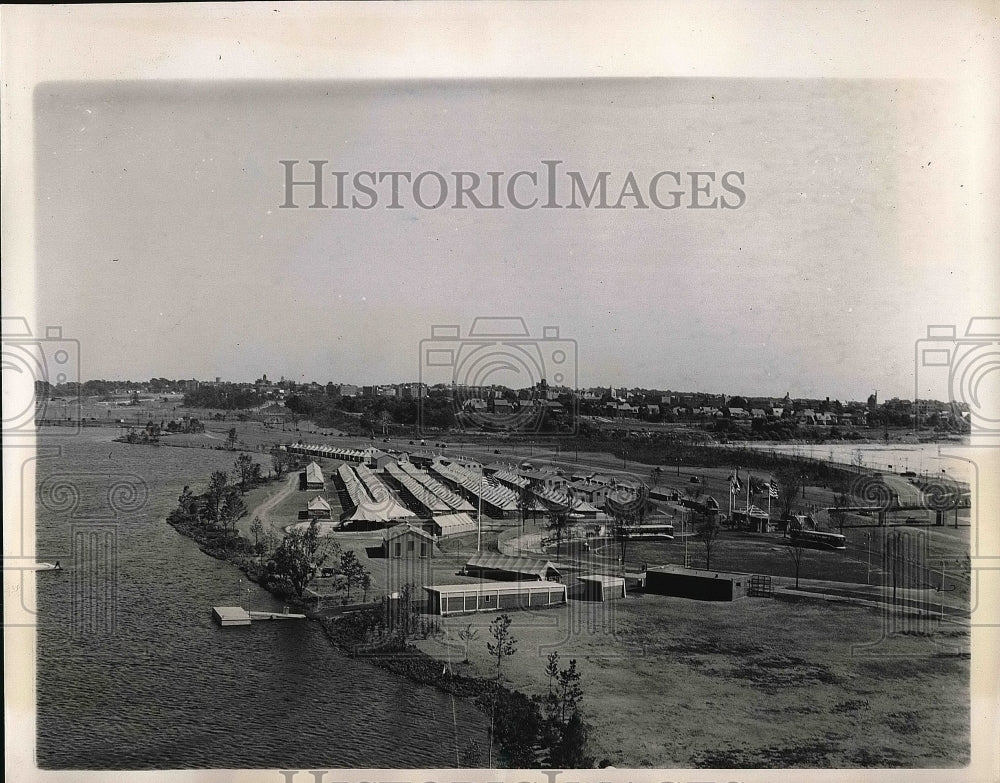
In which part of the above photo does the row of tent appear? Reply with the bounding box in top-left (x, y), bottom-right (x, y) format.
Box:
top-left (429, 459), bottom-right (526, 513)
top-left (288, 442), bottom-right (367, 463)
top-left (335, 462), bottom-right (415, 523)
top-left (384, 461), bottom-right (476, 515)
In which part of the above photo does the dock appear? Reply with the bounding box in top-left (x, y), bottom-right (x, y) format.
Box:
top-left (249, 610), bottom-right (306, 621)
top-left (212, 606), bottom-right (306, 627)
top-left (212, 606), bottom-right (251, 626)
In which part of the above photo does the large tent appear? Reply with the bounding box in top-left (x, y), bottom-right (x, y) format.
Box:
top-left (340, 497), bottom-right (416, 524)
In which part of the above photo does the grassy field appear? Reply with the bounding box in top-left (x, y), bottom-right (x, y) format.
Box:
top-left (415, 594), bottom-right (970, 768)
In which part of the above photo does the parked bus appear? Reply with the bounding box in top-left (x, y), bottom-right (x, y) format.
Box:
top-left (788, 529), bottom-right (847, 551)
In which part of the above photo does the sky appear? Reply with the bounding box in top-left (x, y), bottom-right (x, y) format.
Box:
top-left (32, 78), bottom-right (996, 402)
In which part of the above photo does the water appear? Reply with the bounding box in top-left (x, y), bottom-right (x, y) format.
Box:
top-left (34, 431), bottom-right (486, 769)
top-left (732, 440), bottom-right (975, 485)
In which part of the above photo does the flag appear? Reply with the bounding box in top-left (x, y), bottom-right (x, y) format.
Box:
top-left (729, 469), bottom-right (742, 493)
top-left (769, 481), bottom-right (779, 498)
top-left (749, 476), bottom-right (767, 495)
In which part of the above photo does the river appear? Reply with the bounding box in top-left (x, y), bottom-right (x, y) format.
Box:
top-left (34, 431), bottom-right (487, 769)
top-left (730, 440), bottom-right (975, 485)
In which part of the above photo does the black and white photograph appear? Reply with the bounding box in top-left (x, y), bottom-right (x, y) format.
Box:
top-left (3, 3), bottom-right (999, 781)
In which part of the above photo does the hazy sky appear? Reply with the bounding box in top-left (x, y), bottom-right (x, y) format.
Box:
top-left (34, 79), bottom-right (993, 401)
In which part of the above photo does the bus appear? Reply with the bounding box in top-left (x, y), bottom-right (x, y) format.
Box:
top-left (612, 522), bottom-right (675, 540)
top-left (788, 529), bottom-right (847, 551)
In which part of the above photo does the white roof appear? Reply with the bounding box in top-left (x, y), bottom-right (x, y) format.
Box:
top-left (305, 462), bottom-right (325, 484)
top-left (425, 581), bottom-right (566, 595)
top-left (577, 574), bottom-right (625, 586)
top-left (432, 512), bottom-right (478, 535)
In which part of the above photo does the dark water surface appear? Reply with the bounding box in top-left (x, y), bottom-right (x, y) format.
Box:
top-left (35, 432), bottom-right (486, 769)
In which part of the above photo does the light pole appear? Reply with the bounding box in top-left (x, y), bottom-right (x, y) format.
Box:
top-left (477, 464), bottom-right (483, 552)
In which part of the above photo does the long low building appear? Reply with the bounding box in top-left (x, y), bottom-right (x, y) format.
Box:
top-left (644, 565), bottom-right (750, 601)
top-left (430, 512), bottom-right (478, 537)
top-left (464, 552), bottom-right (561, 581)
top-left (424, 580), bottom-right (567, 616)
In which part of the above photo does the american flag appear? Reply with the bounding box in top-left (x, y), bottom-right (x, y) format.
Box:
top-left (729, 469), bottom-right (741, 493)
top-left (769, 481), bottom-right (780, 498)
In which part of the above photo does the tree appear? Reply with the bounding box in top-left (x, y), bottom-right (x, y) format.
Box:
top-left (556, 658), bottom-right (583, 725)
top-left (547, 506), bottom-right (570, 557)
top-left (176, 485), bottom-right (199, 522)
top-left (250, 516), bottom-right (266, 561)
top-left (219, 487), bottom-right (247, 542)
top-left (226, 427), bottom-right (238, 450)
top-left (609, 508), bottom-right (638, 569)
top-left (516, 483), bottom-right (534, 542)
top-left (271, 447), bottom-right (291, 477)
top-left (203, 470), bottom-right (229, 525)
top-left (831, 493), bottom-right (849, 534)
top-left (772, 466), bottom-right (804, 520)
top-left (787, 541), bottom-right (806, 588)
top-left (550, 711), bottom-right (590, 768)
top-left (339, 549), bottom-right (368, 601)
top-left (487, 613), bottom-right (518, 684)
top-left (234, 452), bottom-right (256, 493)
top-left (458, 623), bottom-right (480, 664)
top-left (695, 512), bottom-right (722, 570)
top-left (265, 519), bottom-right (327, 598)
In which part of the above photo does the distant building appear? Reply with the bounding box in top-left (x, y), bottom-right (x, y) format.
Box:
top-left (576, 574), bottom-right (626, 602)
top-left (307, 495), bottom-right (332, 519)
top-left (384, 523), bottom-right (435, 593)
top-left (463, 553), bottom-right (561, 582)
top-left (303, 461), bottom-right (325, 490)
top-left (383, 523), bottom-right (434, 559)
top-left (645, 565), bottom-right (750, 601)
top-left (424, 581), bottom-right (567, 616)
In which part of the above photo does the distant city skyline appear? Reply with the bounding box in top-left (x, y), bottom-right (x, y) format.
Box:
top-left (53, 373), bottom-right (932, 407)
top-left (33, 79), bottom-right (995, 403)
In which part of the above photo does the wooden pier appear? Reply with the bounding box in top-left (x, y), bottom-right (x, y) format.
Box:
top-left (212, 606), bottom-right (306, 627)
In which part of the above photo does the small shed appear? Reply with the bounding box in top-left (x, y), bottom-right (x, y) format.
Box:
top-left (577, 574), bottom-right (626, 602)
top-left (303, 461), bottom-right (325, 490)
top-left (645, 565), bottom-right (749, 601)
top-left (307, 495), bottom-right (332, 519)
top-left (463, 552), bottom-right (561, 582)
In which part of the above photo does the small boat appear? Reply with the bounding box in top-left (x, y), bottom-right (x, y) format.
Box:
top-left (32, 561), bottom-right (63, 572)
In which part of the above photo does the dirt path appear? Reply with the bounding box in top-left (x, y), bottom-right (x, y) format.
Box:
top-left (246, 473), bottom-right (299, 534)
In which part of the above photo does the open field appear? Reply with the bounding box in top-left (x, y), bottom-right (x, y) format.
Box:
top-left (415, 594), bottom-right (970, 768)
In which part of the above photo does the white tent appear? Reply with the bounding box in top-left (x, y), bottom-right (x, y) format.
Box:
top-left (341, 498), bottom-right (416, 524)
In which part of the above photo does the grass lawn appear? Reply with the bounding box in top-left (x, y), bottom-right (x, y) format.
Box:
top-left (415, 595), bottom-right (969, 768)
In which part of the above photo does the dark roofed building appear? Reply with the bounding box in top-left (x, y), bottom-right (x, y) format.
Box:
top-left (463, 553), bottom-right (561, 582)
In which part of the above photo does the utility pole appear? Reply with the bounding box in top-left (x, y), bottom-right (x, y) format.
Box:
top-left (477, 464), bottom-right (483, 552)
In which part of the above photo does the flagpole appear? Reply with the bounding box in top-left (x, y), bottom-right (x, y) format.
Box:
top-left (477, 464), bottom-right (483, 552)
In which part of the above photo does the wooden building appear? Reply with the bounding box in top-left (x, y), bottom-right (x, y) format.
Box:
top-left (303, 461), bottom-right (325, 490)
top-left (463, 553), bottom-right (561, 582)
top-left (424, 580), bottom-right (567, 616)
top-left (644, 565), bottom-right (750, 601)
